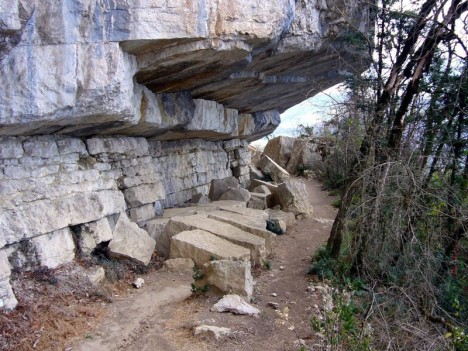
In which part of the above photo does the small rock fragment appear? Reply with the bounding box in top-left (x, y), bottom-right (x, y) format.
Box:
top-left (133, 278), bottom-right (145, 289)
top-left (267, 302), bottom-right (279, 310)
top-left (271, 292), bottom-right (277, 297)
top-left (211, 294), bottom-right (260, 317)
top-left (279, 266), bottom-right (284, 271)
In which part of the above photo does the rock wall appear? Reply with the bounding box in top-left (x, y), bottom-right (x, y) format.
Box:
top-left (0, 131), bottom-right (250, 309)
top-left (0, 0), bottom-right (371, 310)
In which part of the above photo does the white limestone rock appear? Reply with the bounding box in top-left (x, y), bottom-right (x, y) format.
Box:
top-left (32, 228), bottom-right (76, 269)
top-left (257, 155), bottom-right (290, 183)
top-left (78, 218), bottom-right (113, 256)
top-left (274, 180), bottom-right (313, 216)
top-left (203, 260), bottom-right (253, 299)
top-left (210, 294), bottom-right (260, 317)
top-left (208, 177), bottom-right (240, 201)
top-left (165, 214), bottom-right (266, 265)
top-left (108, 213), bottom-right (156, 265)
top-left (128, 204), bottom-right (156, 223)
top-left (123, 184), bottom-right (166, 207)
top-left (169, 230), bottom-right (250, 268)
top-left (262, 136), bottom-right (296, 168)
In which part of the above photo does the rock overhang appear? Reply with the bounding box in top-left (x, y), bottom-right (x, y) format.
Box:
top-left (0, 0), bottom-right (371, 141)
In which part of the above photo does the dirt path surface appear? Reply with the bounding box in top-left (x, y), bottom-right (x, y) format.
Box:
top-left (71, 178), bottom-right (337, 351)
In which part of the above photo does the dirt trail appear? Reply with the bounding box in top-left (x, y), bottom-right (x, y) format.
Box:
top-left (71, 178), bottom-right (337, 351)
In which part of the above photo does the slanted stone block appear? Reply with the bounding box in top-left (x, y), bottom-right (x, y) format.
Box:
top-left (207, 211), bottom-right (275, 252)
top-left (108, 213), bottom-right (155, 265)
top-left (165, 214), bottom-right (266, 264)
top-left (257, 155), bottom-right (290, 183)
top-left (208, 176), bottom-right (240, 201)
top-left (169, 230), bottom-right (250, 267)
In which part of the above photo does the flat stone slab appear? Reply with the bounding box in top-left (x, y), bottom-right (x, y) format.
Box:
top-left (166, 214), bottom-right (266, 265)
top-left (162, 200), bottom-right (246, 219)
top-left (207, 211), bottom-right (275, 252)
top-left (170, 230), bottom-right (250, 267)
top-left (219, 206), bottom-right (270, 221)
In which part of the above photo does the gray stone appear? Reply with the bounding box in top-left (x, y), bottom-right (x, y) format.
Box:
top-left (219, 188), bottom-right (251, 202)
top-left (78, 218), bottom-right (113, 256)
top-left (1, 190), bottom-right (127, 246)
top-left (247, 196), bottom-right (266, 210)
top-left (249, 165), bottom-right (265, 181)
top-left (262, 136), bottom-right (296, 168)
top-left (190, 193), bottom-right (210, 204)
top-left (143, 218), bottom-right (170, 243)
top-left (108, 213), bottom-right (156, 265)
top-left (169, 230), bottom-right (250, 268)
top-left (207, 211), bottom-right (274, 252)
top-left (86, 137), bottom-right (150, 158)
top-left (23, 137), bottom-right (59, 158)
top-left (252, 185), bottom-right (272, 195)
top-left (165, 214), bottom-right (266, 265)
top-left (0, 278), bottom-right (17, 311)
top-left (257, 155), bottom-right (290, 183)
top-left (202, 260), bottom-right (253, 299)
top-left (286, 138), bottom-right (323, 174)
top-left (56, 137), bottom-right (88, 156)
top-left (275, 180), bottom-right (313, 216)
top-left (123, 184), bottom-right (166, 207)
top-left (163, 258), bottom-right (194, 273)
top-left (33, 228), bottom-right (76, 269)
top-left (208, 177), bottom-right (240, 201)
top-left (210, 294), bottom-right (260, 317)
top-left (0, 137), bottom-right (23, 158)
top-left (128, 204), bottom-right (156, 223)
top-left (248, 179), bottom-right (279, 193)
top-left (267, 209), bottom-right (296, 228)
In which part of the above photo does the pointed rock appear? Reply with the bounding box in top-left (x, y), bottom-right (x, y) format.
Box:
top-left (211, 294), bottom-right (260, 316)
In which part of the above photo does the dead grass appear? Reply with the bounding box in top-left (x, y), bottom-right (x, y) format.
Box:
top-left (0, 254), bottom-right (164, 351)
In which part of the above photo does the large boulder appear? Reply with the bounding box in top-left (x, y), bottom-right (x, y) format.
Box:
top-left (108, 213), bottom-right (156, 265)
top-left (169, 230), bottom-right (251, 267)
top-left (274, 180), bottom-right (313, 216)
top-left (286, 139), bottom-right (322, 174)
top-left (219, 188), bottom-right (251, 202)
top-left (262, 136), bottom-right (296, 168)
top-left (257, 155), bottom-right (290, 183)
top-left (208, 177), bottom-right (240, 201)
top-left (199, 260), bottom-right (253, 299)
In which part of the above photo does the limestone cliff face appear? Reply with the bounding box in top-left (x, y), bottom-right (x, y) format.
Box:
top-left (0, 0), bottom-right (370, 139)
top-left (0, 0), bottom-right (370, 310)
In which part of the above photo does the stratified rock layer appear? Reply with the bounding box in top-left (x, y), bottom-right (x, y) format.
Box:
top-left (0, 0), bottom-right (371, 310)
top-left (0, 0), bottom-right (370, 138)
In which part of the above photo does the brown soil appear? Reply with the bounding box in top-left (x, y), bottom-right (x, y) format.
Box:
top-left (3, 178), bottom-right (337, 351)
